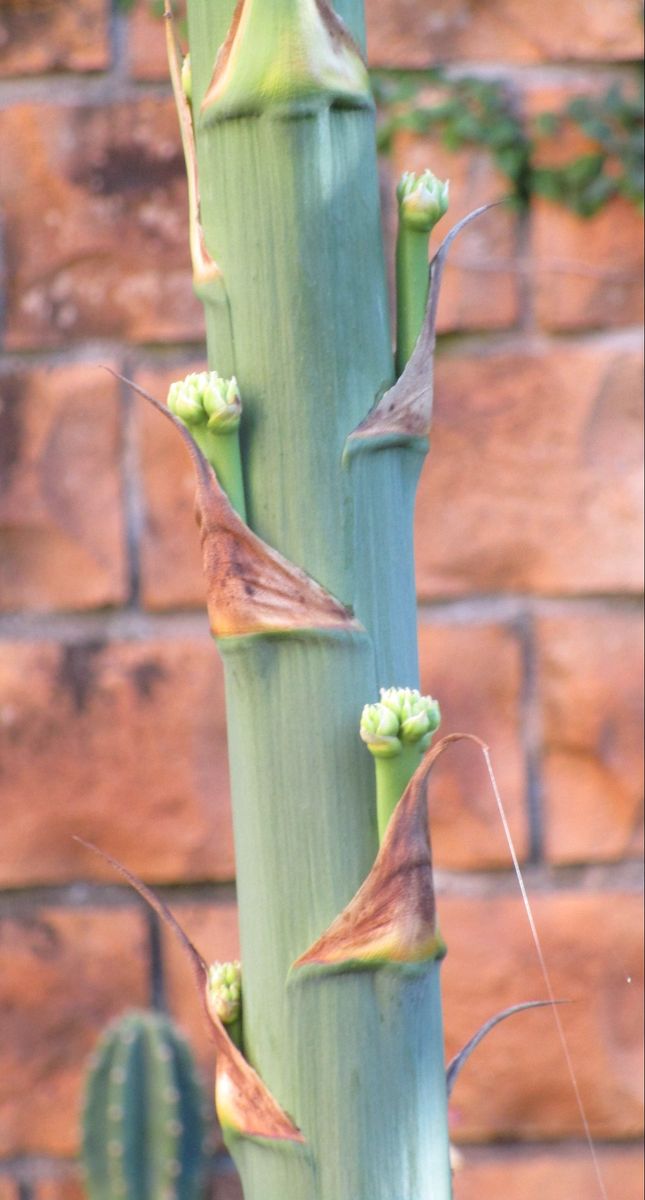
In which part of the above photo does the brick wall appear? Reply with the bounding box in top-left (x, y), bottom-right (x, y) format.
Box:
top-left (0, 2), bottom-right (643, 1198)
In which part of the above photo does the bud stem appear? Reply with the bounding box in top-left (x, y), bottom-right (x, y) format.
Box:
top-left (190, 424), bottom-right (247, 520)
top-left (395, 224), bottom-right (432, 376)
top-left (374, 741), bottom-right (425, 841)
top-left (168, 372), bottom-right (247, 519)
top-left (395, 170), bottom-right (449, 375)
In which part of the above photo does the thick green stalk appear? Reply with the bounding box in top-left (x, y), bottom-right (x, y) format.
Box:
top-left (182, 2), bottom-right (452, 1196)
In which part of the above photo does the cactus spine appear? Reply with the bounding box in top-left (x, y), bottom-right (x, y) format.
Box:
top-left (82, 1010), bottom-right (209, 1200)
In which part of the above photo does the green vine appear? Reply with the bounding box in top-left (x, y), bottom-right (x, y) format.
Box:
top-left (372, 70), bottom-right (644, 217)
top-left (532, 84), bottom-right (644, 215)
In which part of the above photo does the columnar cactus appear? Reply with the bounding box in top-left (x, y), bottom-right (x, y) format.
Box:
top-left (82, 1010), bottom-right (209, 1200)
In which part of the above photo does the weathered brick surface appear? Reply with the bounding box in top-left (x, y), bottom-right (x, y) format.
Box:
top-left (441, 891), bottom-right (644, 1140)
top-left (135, 361), bottom-right (208, 611)
top-left (162, 899), bottom-right (240, 1086)
top-left (537, 610), bottom-right (644, 864)
top-left (0, 0), bottom-right (109, 77)
top-left (527, 81), bottom-right (644, 331)
top-left (33, 1173), bottom-right (85, 1200)
top-left (0, 637), bottom-right (234, 885)
top-left (0, 101), bottom-right (202, 350)
top-left (415, 335), bottom-right (644, 596)
top-left (366, 0), bottom-right (644, 68)
top-left (0, 365), bottom-right (126, 612)
top-left (129, 0), bottom-right (185, 81)
top-left (0, 906), bottom-right (148, 1155)
top-left (419, 622), bottom-right (528, 868)
top-left (533, 197), bottom-right (644, 331)
top-left (388, 130), bottom-right (520, 333)
top-left (454, 1144), bottom-right (644, 1200)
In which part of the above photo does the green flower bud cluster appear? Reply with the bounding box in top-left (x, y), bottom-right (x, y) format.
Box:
top-left (360, 687), bottom-right (441, 758)
top-left (397, 169), bottom-right (449, 232)
top-left (207, 961), bottom-right (242, 1025)
top-left (168, 371), bottom-right (241, 433)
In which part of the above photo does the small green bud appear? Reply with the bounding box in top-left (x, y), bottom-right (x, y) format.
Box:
top-left (207, 961), bottom-right (242, 1026)
top-left (397, 169), bottom-right (449, 232)
top-left (181, 53), bottom-right (192, 104)
top-left (168, 376), bottom-right (206, 425)
top-left (361, 686), bottom-right (441, 757)
top-left (168, 371), bottom-right (242, 433)
top-left (202, 373), bottom-right (242, 433)
top-left (399, 709), bottom-right (431, 743)
top-left (360, 702), bottom-right (402, 758)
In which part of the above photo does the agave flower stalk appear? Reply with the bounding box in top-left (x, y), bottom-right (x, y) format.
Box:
top-left (155, 1), bottom-right (482, 1196)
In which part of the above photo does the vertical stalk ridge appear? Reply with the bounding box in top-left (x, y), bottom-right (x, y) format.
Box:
top-left (182, 2), bottom-right (453, 1195)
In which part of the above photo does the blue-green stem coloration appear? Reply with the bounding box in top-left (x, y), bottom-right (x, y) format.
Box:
top-left (173, 1), bottom-right (454, 1196)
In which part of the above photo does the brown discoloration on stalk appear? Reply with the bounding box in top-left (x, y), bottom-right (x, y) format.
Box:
top-left (201, 0), bottom-right (368, 116)
top-left (208, 0), bottom-right (245, 84)
top-left (164, 0), bottom-right (221, 287)
top-left (105, 369), bottom-right (358, 639)
top-left (313, 0), bottom-right (366, 58)
top-left (347, 205), bottom-right (499, 448)
top-left (294, 735), bottom-right (484, 968)
top-left (75, 838), bottom-right (305, 1145)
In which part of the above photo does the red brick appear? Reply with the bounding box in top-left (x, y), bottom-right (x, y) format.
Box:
top-left (533, 198), bottom-right (644, 330)
top-left (387, 129), bottom-right (520, 333)
top-left (454, 1144), bottom-right (644, 1200)
top-left (419, 622), bottom-right (528, 869)
top-left (33, 1174), bottom-right (85, 1200)
top-left (0, 366), bottom-right (127, 612)
top-left (162, 899), bottom-right (239, 1106)
top-left (0, 0), bottom-right (109, 77)
top-left (415, 335), bottom-right (644, 596)
top-left (366, 0), bottom-right (644, 68)
top-left (441, 891), bottom-right (644, 1140)
top-left (0, 906), bottom-right (148, 1155)
top-left (526, 81), bottom-right (644, 331)
top-left (129, 0), bottom-right (186, 82)
top-left (0, 637), bottom-right (234, 885)
top-left (537, 610), bottom-right (644, 864)
top-left (0, 101), bottom-right (203, 349)
top-left (135, 361), bottom-right (208, 611)
top-left (0, 1179), bottom-right (18, 1200)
